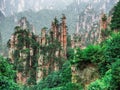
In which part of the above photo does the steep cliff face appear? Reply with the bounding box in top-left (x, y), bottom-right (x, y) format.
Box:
top-left (8, 17), bottom-right (39, 85)
top-left (9, 32), bottom-right (38, 84)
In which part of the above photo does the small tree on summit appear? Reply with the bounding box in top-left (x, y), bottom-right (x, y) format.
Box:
top-left (110, 0), bottom-right (120, 31)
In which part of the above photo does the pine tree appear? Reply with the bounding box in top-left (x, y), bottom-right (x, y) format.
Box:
top-left (110, 0), bottom-right (120, 31)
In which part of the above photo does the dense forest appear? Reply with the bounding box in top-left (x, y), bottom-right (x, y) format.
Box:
top-left (0, 0), bottom-right (120, 90)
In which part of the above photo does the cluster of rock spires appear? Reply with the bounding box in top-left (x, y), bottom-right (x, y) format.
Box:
top-left (71, 7), bottom-right (109, 48)
top-left (7, 11), bottom-right (109, 85)
top-left (71, 4), bottom-right (100, 48)
top-left (67, 0), bottom-right (117, 49)
top-left (8, 15), bottom-right (67, 85)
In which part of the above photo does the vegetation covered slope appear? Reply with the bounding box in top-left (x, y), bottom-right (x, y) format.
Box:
top-left (1, 31), bottom-right (120, 90)
top-left (0, 56), bottom-right (19, 90)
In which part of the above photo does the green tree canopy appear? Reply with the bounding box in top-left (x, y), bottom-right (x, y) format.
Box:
top-left (110, 0), bottom-right (120, 31)
top-left (0, 56), bottom-right (18, 90)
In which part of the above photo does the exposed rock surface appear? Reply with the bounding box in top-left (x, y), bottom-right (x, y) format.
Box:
top-left (71, 62), bottom-right (99, 89)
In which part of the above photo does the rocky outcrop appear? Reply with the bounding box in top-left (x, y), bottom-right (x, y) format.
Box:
top-left (8, 15), bottom-right (67, 85)
top-left (71, 62), bottom-right (99, 89)
top-left (8, 27), bottom-right (38, 85)
top-left (71, 4), bottom-right (101, 48)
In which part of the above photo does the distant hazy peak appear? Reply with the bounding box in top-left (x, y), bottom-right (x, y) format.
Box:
top-left (0, 0), bottom-right (73, 16)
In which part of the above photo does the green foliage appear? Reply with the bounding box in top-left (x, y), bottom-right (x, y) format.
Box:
top-left (98, 32), bottom-right (120, 75)
top-left (101, 29), bottom-right (111, 38)
top-left (64, 83), bottom-right (83, 90)
top-left (60, 61), bottom-right (72, 84)
top-left (0, 56), bottom-right (19, 90)
top-left (63, 32), bottom-right (120, 90)
top-left (105, 32), bottom-right (120, 64)
top-left (54, 17), bottom-right (59, 26)
top-left (83, 45), bottom-right (105, 63)
top-left (102, 14), bottom-right (107, 21)
top-left (21, 48), bottom-right (30, 54)
top-left (14, 26), bottom-right (21, 31)
top-left (110, 0), bottom-right (120, 30)
top-left (36, 82), bottom-right (83, 90)
top-left (9, 27), bottom-right (39, 85)
top-left (70, 47), bottom-right (83, 64)
top-left (58, 83), bottom-right (83, 90)
top-left (67, 47), bottom-right (74, 60)
top-left (88, 59), bottom-right (120, 90)
top-left (67, 35), bottom-right (71, 47)
top-left (36, 71), bottom-right (61, 89)
top-left (70, 45), bottom-right (105, 64)
top-left (36, 61), bottom-right (71, 90)
top-left (100, 32), bottom-right (120, 76)
top-left (69, 45), bottom-right (108, 76)
top-left (20, 85), bottom-right (35, 90)
top-left (88, 32), bottom-right (120, 90)
top-left (88, 69), bottom-right (112, 90)
top-left (36, 83), bottom-right (83, 90)
top-left (109, 59), bottom-right (120, 90)
top-left (42, 27), bottom-right (48, 30)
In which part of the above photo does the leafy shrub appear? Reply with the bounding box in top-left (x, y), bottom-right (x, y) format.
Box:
top-left (0, 56), bottom-right (19, 90)
top-left (105, 32), bottom-right (120, 64)
top-left (40, 83), bottom-right (83, 90)
top-left (88, 69), bottom-right (112, 90)
top-left (70, 45), bottom-right (107, 76)
top-left (98, 32), bottom-right (120, 76)
top-left (67, 47), bottom-right (74, 60)
top-left (70, 45), bottom-right (105, 65)
top-left (110, 0), bottom-right (120, 30)
top-left (83, 45), bottom-right (105, 63)
top-left (88, 60), bottom-right (120, 90)
top-left (109, 59), bottom-right (120, 90)
top-left (61, 82), bottom-right (83, 90)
